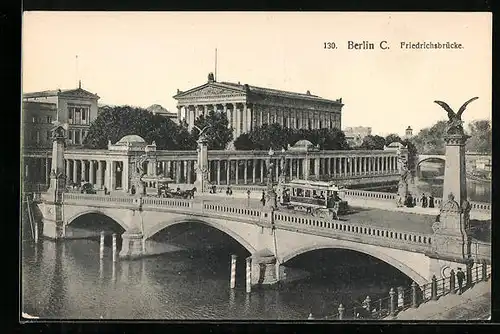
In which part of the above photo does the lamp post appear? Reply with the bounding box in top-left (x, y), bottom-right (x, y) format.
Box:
top-left (266, 148), bottom-right (277, 209)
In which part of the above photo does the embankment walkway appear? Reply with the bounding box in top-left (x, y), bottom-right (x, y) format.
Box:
top-left (391, 281), bottom-right (491, 320)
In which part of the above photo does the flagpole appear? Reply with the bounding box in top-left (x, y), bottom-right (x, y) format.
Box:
top-left (215, 48), bottom-right (217, 82)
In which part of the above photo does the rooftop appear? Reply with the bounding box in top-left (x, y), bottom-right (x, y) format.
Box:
top-left (24, 87), bottom-right (100, 99)
top-left (174, 74), bottom-right (343, 105)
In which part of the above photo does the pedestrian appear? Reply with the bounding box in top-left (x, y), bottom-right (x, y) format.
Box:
top-left (413, 196), bottom-right (417, 207)
top-left (428, 194), bottom-right (435, 208)
top-left (456, 267), bottom-right (466, 294)
top-left (104, 186), bottom-right (108, 195)
top-left (421, 193), bottom-right (428, 208)
top-left (261, 191), bottom-right (266, 207)
top-left (131, 185), bottom-right (136, 195)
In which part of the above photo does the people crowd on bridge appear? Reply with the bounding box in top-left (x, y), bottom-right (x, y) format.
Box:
top-left (402, 193), bottom-right (435, 209)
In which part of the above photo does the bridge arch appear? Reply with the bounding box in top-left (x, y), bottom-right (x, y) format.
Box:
top-left (280, 243), bottom-right (428, 286)
top-left (144, 217), bottom-right (258, 254)
top-left (66, 209), bottom-right (129, 231)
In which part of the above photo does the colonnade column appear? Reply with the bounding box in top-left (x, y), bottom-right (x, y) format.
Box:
top-left (243, 160), bottom-right (248, 184)
top-left (89, 160), bottom-right (95, 184)
top-left (73, 160), bottom-right (78, 183)
top-left (122, 160), bottom-right (129, 191)
top-left (97, 161), bottom-right (104, 189)
top-left (216, 160), bottom-right (221, 185)
top-left (260, 159), bottom-right (264, 184)
top-left (226, 160), bottom-right (231, 185)
top-left (235, 160), bottom-right (239, 184)
top-left (314, 158), bottom-right (320, 177)
top-left (80, 160), bottom-right (86, 182)
top-left (65, 159), bottom-right (71, 182)
top-left (252, 159), bottom-right (257, 184)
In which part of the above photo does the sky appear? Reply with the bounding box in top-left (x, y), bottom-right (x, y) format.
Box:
top-left (22, 12), bottom-right (491, 136)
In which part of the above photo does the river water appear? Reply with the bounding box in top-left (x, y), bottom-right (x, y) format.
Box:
top-left (415, 171), bottom-right (491, 203)
top-left (21, 237), bottom-right (411, 320)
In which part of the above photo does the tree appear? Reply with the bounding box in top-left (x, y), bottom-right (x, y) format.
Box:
top-left (385, 134), bottom-right (402, 146)
top-left (234, 133), bottom-right (254, 150)
top-left (465, 120), bottom-right (492, 153)
top-left (236, 124), bottom-right (350, 151)
top-left (83, 105), bottom-right (190, 150)
top-left (192, 110), bottom-right (233, 150)
top-left (359, 135), bottom-right (386, 150)
top-left (411, 120), bottom-right (447, 154)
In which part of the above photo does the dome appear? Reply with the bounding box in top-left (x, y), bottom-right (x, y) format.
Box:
top-left (116, 135), bottom-right (146, 145)
top-left (293, 139), bottom-right (314, 148)
top-left (387, 141), bottom-right (404, 148)
top-left (289, 139), bottom-right (319, 152)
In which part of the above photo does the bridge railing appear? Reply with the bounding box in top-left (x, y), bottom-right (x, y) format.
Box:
top-left (321, 263), bottom-right (491, 320)
top-left (63, 193), bottom-right (136, 205)
top-left (470, 239), bottom-right (491, 263)
top-left (343, 189), bottom-right (490, 212)
top-left (273, 210), bottom-right (433, 253)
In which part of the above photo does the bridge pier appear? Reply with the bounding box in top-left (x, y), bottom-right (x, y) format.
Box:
top-left (119, 230), bottom-right (144, 259)
top-left (251, 249), bottom-right (279, 287)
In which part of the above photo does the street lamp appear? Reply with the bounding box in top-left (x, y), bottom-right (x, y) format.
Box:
top-left (266, 147), bottom-right (277, 209)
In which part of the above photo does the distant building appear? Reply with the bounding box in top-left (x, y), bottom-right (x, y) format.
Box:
top-left (173, 72), bottom-right (344, 139)
top-left (23, 83), bottom-right (100, 148)
top-left (405, 126), bottom-right (413, 139)
top-left (344, 126), bottom-right (372, 147)
top-left (146, 104), bottom-right (178, 123)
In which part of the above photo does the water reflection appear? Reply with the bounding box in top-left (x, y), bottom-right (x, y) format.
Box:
top-left (415, 171), bottom-right (490, 203)
top-left (23, 239), bottom-right (414, 320)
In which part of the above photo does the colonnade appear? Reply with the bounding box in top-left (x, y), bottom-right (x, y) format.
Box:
top-left (177, 103), bottom-right (342, 139)
top-left (23, 152), bottom-right (400, 191)
top-left (64, 159), bottom-right (129, 191)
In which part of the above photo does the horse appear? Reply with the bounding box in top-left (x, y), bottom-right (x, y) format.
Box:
top-left (182, 187), bottom-right (197, 199)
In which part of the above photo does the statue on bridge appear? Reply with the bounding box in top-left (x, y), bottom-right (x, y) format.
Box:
top-left (434, 97), bottom-right (478, 136)
top-left (194, 125), bottom-right (211, 193)
top-left (396, 149), bottom-right (411, 207)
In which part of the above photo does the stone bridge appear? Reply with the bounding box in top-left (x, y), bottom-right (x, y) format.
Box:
top-left (417, 153), bottom-right (491, 169)
top-left (37, 192), bottom-right (491, 287)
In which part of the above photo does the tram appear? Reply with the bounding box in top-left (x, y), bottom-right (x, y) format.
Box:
top-left (279, 179), bottom-right (349, 219)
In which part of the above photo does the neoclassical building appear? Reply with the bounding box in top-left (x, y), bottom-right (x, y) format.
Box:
top-left (173, 73), bottom-right (343, 138)
top-left (23, 83), bottom-right (100, 148)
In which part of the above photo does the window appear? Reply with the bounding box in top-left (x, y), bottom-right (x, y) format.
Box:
top-left (319, 121), bottom-right (322, 129)
top-left (82, 109), bottom-right (86, 121)
top-left (295, 118), bottom-right (299, 128)
top-left (46, 116), bottom-right (52, 124)
top-left (36, 131), bottom-right (40, 144)
top-left (75, 131), bottom-right (80, 144)
top-left (68, 109), bottom-right (73, 123)
top-left (46, 130), bottom-right (51, 141)
top-left (68, 130), bottom-right (73, 141)
top-left (308, 119), bottom-right (312, 130)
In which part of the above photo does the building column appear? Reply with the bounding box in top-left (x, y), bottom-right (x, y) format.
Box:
top-left (80, 160), bottom-right (86, 182)
top-left (65, 159), bottom-right (71, 182)
top-left (303, 158), bottom-right (309, 180)
top-left (233, 104), bottom-right (239, 138)
top-left (44, 158), bottom-right (50, 185)
top-left (89, 160), bottom-right (95, 184)
top-left (243, 160), bottom-right (248, 184)
top-left (110, 161), bottom-right (117, 190)
top-left (235, 160), bottom-right (239, 184)
top-left (289, 158), bottom-right (293, 180)
top-left (252, 159), bottom-right (257, 184)
top-left (242, 104), bottom-right (248, 134)
top-left (216, 160), bottom-right (221, 185)
top-left (97, 160), bottom-right (104, 188)
top-left (187, 161), bottom-right (193, 184)
top-left (314, 158), bottom-right (320, 177)
top-left (260, 159), bottom-right (264, 183)
top-left (226, 160), bottom-right (231, 185)
top-left (72, 160), bottom-right (78, 183)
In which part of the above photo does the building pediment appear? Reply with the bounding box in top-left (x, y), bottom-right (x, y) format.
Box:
top-left (59, 88), bottom-right (100, 99)
top-left (173, 83), bottom-right (246, 101)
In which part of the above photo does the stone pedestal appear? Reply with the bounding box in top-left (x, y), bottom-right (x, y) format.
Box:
top-left (194, 137), bottom-right (209, 193)
top-left (251, 249), bottom-right (278, 286)
top-left (119, 230), bottom-right (144, 259)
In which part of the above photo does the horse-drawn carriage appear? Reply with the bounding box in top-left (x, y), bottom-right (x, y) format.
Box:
top-left (158, 185), bottom-right (197, 199)
top-left (279, 179), bottom-right (349, 219)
